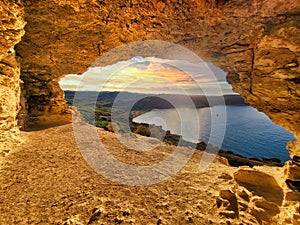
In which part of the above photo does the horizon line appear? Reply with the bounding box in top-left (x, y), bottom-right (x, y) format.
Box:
top-left (63, 89), bottom-right (240, 96)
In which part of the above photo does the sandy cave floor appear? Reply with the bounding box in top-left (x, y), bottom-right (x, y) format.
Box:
top-left (0, 123), bottom-right (285, 225)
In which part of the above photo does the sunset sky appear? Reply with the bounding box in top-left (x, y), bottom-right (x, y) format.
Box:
top-left (59, 57), bottom-right (235, 95)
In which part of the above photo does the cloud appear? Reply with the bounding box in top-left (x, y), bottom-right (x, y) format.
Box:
top-left (59, 57), bottom-right (234, 95)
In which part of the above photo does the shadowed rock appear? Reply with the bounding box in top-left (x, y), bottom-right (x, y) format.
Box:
top-left (234, 169), bottom-right (283, 205)
top-left (217, 189), bottom-right (239, 219)
top-left (250, 197), bottom-right (280, 224)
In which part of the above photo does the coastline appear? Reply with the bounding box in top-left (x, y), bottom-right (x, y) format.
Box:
top-left (131, 122), bottom-right (284, 168)
top-left (63, 91), bottom-right (285, 168)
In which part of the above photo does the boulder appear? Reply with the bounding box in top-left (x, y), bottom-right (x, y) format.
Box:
top-left (234, 169), bottom-right (283, 204)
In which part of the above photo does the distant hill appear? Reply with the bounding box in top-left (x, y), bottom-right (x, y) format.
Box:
top-left (64, 91), bottom-right (248, 111)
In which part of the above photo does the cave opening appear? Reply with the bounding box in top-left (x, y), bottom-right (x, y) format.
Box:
top-left (59, 56), bottom-right (295, 166)
top-left (2, 1), bottom-right (300, 223)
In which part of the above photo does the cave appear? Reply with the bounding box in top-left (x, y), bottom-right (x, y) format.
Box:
top-left (59, 55), bottom-right (295, 165)
top-left (0, 0), bottom-right (299, 223)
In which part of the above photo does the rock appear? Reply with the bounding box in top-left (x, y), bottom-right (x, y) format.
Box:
top-left (293, 212), bottom-right (300, 225)
top-left (286, 179), bottom-right (300, 193)
top-left (157, 218), bottom-right (162, 225)
top-left (87, 208), bottom-right (102, 225)
top-left (252, 197), bottom-right (280, 216)
top-left (219, 211), bottom-right (237, 219)
top-left (236, 188), bottom-right (250, 202)
top-left (217, 197), bottom-right (230, 208)
top-left (238, 201), bottom-right (248, 212)
top-left (218, 173), bottom-right (233, 180)
top-left (217, 189), bottom-right (239, 219)
top-left (0, 0), bottom-right (25, 137)
top-left (3, 0), bottom-right (297, 145)
top-left (216, 156), bottom-right (230, 166)
top-left (63, 216), bottom-right (83, 225)
top-left (250, 207), bottom-right (271, 224)
top-left (285, 191), bottom-right (300, 202)
top-left (0, 0), bottom-right (25, 60)
top-left (292, 156), bottom-right (300, 167)
top-left (286, 161), bottom-right (300, 180)
top-left (0, 0), bottom-right (299, 176)
top-left (0, 0), bottom-right (299, 223)
top-left (234, 169), bottom-right (283, 204)
top-left (249, 196), bottom-right (280, 224)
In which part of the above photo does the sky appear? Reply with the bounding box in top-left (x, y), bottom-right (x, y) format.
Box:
top-left (59, 57), bottom-right (236, 96)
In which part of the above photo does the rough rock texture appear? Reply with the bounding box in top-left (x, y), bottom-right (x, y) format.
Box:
top-left (0, 0), bottom-right (300, 223)
top-left (15, 0), bottom-right (300, 209)
top-left (15, 0), bottom-right (300, 135)
top-left (234, 169), bottom-right (283, 204)
top-left (0, 124), bottom-right (290, 225)
top-left (0, 0), bottom-right (25, 150)
top-left (14, 0), bottom-right (300, 160)
top-left (0, 0), bottom-right (25, 59)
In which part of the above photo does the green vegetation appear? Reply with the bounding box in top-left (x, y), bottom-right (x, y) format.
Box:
top-left (94, 120), bottom-right (109, 130)
top-left (134, 124), bottom-right (151, 137)
top-left (64, 91), bottom-right (285, 168)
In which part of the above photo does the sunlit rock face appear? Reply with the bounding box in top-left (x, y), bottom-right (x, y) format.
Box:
top-left (0, 0), bottom-right (25, 137)
top-left (3, 1), bottom-right (300, 128)
top-left (15, 0), bottom-right (299, 156)
top-left (0, 0), bottom-right (299, 222)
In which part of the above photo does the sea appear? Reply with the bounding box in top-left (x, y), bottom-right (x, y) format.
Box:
top-left (133, 105), bottom-right (295, 162)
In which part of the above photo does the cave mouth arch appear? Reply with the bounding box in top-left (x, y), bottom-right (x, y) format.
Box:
top-left (14, 0), bottom-right (299, 167)
top-left (59, 55), bottom-right (295, 165)
top-left (1, 0), bottom-right (300, 222)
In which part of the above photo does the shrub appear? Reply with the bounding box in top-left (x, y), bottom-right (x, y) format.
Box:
top-left (95, 120), bottom-right (109, 130)
top-left (134, 125), bottom-right (151, 137)
top-left (107, 122), bottom-right (114, 132)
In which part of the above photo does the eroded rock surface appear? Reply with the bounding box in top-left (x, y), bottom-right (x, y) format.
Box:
top-left (0, 0), bottom-right (25, 130)
top-left (234, 169), bottom-right (283, 204)
top-left (0, 124), bottom-right (294, 225)
top-left (0, 1), bottom-right (298, 153)
top-left (0, 0), bottom-right (300, 224)
top-left (13, 0), bottom-right (300, 142)
top-left (14, 1), bottom-right (300, 215)
top-left (0, 0), bottom-right (25, 152)
top-left (14, 3), bottom-right (300, 200)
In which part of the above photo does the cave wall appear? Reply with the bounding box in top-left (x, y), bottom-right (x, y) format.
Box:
top-left (0, 0), bottom-right (298, 170)
top-left (0, 0), bottom-right (25, 141)
top-left (0, 0), bottom-right (299, 201)
top-left (14, 0), bottom-right (300, 155)
top-left (0, 0), bottom-right (299, 222)
top-left (1, 0), bottom-right (298, 178)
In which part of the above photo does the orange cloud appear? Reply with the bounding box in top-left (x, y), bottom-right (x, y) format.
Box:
top-left (59, 58), bottom-right (233, 95)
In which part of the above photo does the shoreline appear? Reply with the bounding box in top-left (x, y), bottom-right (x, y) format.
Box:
top-left (62, 91), bottom-right (286, 168)
top-left (131, 122), bottom-right (284, 168)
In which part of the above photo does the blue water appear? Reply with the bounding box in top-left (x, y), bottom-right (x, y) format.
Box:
top-left (133, 106), bottom-right (295, 162)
